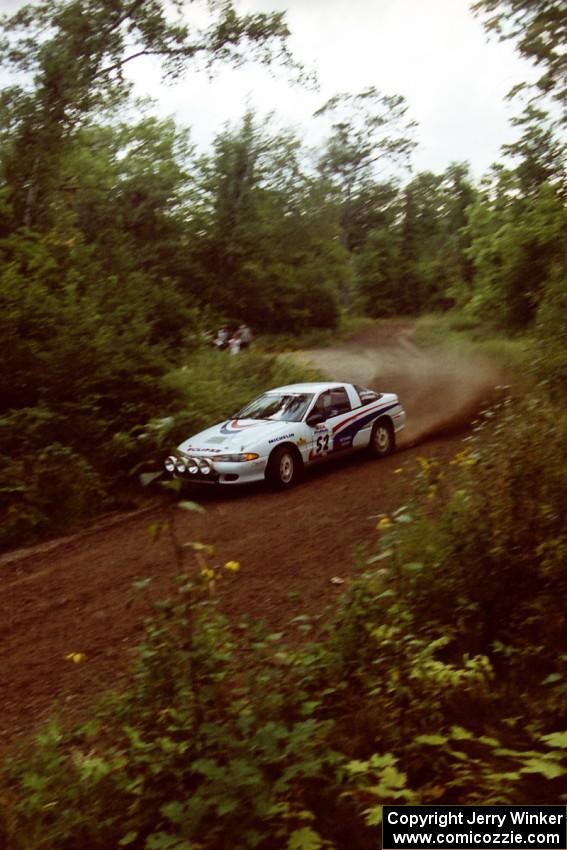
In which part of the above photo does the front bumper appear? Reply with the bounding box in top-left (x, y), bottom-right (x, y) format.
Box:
top-left (166, 455), bottom-right (268, 485)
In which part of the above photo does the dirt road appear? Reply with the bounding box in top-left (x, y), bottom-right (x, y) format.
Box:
top-left (0, 323), bottom-right (504, 748)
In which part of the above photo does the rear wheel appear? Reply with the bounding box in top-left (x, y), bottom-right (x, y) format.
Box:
top-left (266, 445), bottom-right (301, 489)
top-left (369, 418), bottom-right (395, 457)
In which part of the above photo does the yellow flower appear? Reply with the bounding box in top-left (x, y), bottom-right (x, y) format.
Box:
top-left (376, 516), bottom-right (392, 532)
top-left (224, 560), bottom-right (240, 572)
top-left (65, 652), bottom-right (86, 664)
top-left (201, 567), bottom-right (215, 580)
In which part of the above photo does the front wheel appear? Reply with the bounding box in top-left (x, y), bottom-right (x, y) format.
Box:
top-left (369, 418), bottom-right (395, 458)
top-left (266, 445), bottom-right (301, 489)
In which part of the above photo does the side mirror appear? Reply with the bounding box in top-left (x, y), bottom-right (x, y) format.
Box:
top-left (306, 411), bottom-right (325, 427)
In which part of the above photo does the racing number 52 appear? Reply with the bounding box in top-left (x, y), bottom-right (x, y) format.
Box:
top-left (316, 433), bottom-right (329, 454)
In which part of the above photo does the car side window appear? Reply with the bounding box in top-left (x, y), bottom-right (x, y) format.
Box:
top-left (329, 388), bottom-right (351, 416)
top-left (312, 391), bottom-right (331, 419)
top-left (312, 388), bottom-right (350, 420)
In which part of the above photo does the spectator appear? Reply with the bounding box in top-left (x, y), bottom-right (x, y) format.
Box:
top-left (213, 326), bottom-right (229, 350)
top-left (229, 332), bottom-right (241, 355)
top-left (238, 323), bottom-right (253, 350)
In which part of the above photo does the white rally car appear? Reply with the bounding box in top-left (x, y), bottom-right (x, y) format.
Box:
top-left (164, 382), bottom-right (406, 489)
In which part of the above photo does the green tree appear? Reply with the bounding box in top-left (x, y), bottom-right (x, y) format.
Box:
top-left (0, 0), bottom-right (297, 228)
top-left (388, 164), bottom-right (476, 313)
top-left (502, 104), bottom-right (566, 196)
top-left (466, 181), bottom-right (566, 329)
top-left (0, 0), bottom-right (308, 547)
top-left (186, 111), bottom-right (346, 330)
top-left (473, 0), bottom-right (567, 113)
top-left (315, 87), bottom-right (416, 253)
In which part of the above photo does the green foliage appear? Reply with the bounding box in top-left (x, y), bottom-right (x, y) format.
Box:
top-left (413, 312), bottom-right (534, 376)
top-left (534, 267), bottom-right (567, 404)
top-left (0, 442), bottom-right (103, 547)
top-left (3, 379), bottom-right (567, 846)
top-left (355, 164), bottom-right (476, 316)
top-left (235, 315), bottom-right (375, 353)
top-left (1, 15), bottom-right (567, 840)
top-left (186, 111), bottom-right (346, 331)
top-left (0, 559), bottom-right (348, 850)
top-left (0, 0), bottom-right (325, 550)
top-left (0, 221), bottom-right (189, 546)
top-left (353, 216), bottom-right (402, 316)
top-left (472, 0), bottom-right (567, 114)
top-left (0, 333), bottom-right (314, 548)
top-left (161, 347), bottom-right (319, 445)
top-left (315, 87), bottom-right (416, 254)
top-left (502, 105), bottom-right (566, 197)
top-left (466, 183), bottom-right (567, 330)
top-left (374, 399), bottom-right (567, 700)
top-left (0, 0), bottom-right (298, 229)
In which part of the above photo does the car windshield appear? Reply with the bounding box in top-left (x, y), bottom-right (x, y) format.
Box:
top-left (236, 392), bottom-right (314, 422)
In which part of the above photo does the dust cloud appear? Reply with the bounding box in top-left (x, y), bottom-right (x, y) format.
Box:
top-left (371, 348), bottom-right (506, 447)
top-left (292, 324), bottom-right (507, 448)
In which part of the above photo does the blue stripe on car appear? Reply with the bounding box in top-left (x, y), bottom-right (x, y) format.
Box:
top-left (332, 402), bottom-right (399, 449)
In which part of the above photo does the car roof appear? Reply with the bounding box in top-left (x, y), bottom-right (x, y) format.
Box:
top-left (267, 382), bottom-right (350, 394)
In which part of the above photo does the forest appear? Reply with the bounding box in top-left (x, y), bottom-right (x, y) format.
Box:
top-left (1, 0), bottom-right (565, 547)
top-left (0, 0), bottom-right (566, 847)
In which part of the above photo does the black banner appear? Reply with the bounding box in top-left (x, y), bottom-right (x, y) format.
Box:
top-left (383, 806), bottom-right (567, 849)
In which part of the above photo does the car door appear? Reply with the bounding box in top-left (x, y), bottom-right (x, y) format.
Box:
top-left (305, 388), bottom-right (352, 462)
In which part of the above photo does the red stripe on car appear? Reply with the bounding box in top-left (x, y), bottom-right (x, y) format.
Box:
top-left (332, 401), bottom-right (390, 434)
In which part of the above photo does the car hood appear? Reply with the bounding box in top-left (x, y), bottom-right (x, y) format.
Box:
top-left (177, 418), bottom-right (295, 455)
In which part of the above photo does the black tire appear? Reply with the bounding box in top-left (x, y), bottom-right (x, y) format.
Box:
top-left (266, 445), bottom-right (301, 489)
top-left (369, 417), bottom-right (395, 458)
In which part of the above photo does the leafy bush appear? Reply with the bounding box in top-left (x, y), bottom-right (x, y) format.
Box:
top-left (163, 348), bottom-right (319, 436)
top-left (0, 443), bottom-right (104, 548)
top-left (534, 267), bottom-right (567, 404)
top-left (389, 400), bottom-right (567, 670)
top-left (466, 184), bottom-right (566, 331)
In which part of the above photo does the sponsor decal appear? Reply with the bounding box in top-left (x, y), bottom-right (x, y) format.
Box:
top-left (268, 433), bottom-right (294, 444)
top-left (335, 434), bottom-right (353, 449)
top-left (314, 423), bottom-right (327, 432)
top-left (220, 419), bottom-right (263, 435)
top-left (332, 401), bottom-right (399, 443)
top-left (183, 446), bottom-right (223, 453)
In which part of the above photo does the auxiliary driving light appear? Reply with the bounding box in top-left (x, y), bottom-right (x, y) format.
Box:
top-left (164, 456), bottom-right (176, 473)
top-left (198, 458), bottom-right (212, 475)
top-left (175, 458), bottom-right (187, 473)
top-left (187, 457), bottom-right (200, 474)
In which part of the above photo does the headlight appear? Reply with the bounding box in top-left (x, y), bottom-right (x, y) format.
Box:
top-left (215, 453), bottom-right (259, 462)
top-left (164, 456), bottom-right (176, 473)
top-left (175, 458), bottom-right (187, 473)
